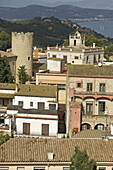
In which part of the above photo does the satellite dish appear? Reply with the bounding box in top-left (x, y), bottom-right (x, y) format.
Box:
top-left (98, 62), bottom-right (102, 67)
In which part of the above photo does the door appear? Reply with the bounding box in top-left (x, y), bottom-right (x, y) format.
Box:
top-left (23, 123), bottom-right (30, 135)
top-left (38, 102), bottom-right (45, 110)
top-left (42, 124), bottom-right (49, 136)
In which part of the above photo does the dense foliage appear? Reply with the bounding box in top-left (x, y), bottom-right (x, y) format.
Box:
top-left (0, 133), bottom-right (10, 146)
top-left (84, 34), bottom-right (103, 47)
top-left (18, 65), bottom-right (29, 84)
top-left (0, 55), bottom-right (13, 83)
top-left (70, 146), bottom-right (97, 170)
top-left (104, 44), bottom-right (113, 60)
top-left (0, 31), bottom-right (11, 51)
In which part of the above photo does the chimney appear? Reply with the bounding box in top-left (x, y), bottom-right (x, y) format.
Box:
top-left (48, 151), bottom-right (54, 160)
top-left (93, 43), bottom-right (95, 48)
top-left (16, 83), bottom-right (18, 92)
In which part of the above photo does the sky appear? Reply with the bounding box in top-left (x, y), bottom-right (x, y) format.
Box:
top-left (1, 0), bottom-right (113, 9)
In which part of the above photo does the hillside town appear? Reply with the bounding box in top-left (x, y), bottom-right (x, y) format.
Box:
top-left (0, 30), bottom-right (113, 170)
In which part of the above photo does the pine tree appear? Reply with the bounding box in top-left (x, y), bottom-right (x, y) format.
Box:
top-left (0, 55), bottom-right (13, 83)
top-left (70, 146), bottom-right (97, 170)
top-left (18, 65), bottom-right (29, 84)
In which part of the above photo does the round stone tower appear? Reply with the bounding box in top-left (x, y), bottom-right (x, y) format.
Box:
top-left (12, 32), bottom-right (33, 83)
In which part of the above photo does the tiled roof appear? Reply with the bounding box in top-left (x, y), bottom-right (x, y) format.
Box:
top-left (0, 94), bottom-right (14, 99)
top-left (15, 84), bottom-right (57, 98)
top-left (68, 65), bottom-right (113, 77)
top-left (0, 138), bottom-right (113, 163)
top-left (0, 83), bottom-right (16, 90)
top-left (18, 109), bottom-right (58, 115)
top-left (0, 50), bottom-right (17, 58)
top-left (0, 83), bottom-right (57, 98)
top-left (73, 129), bottom-right (111, 138)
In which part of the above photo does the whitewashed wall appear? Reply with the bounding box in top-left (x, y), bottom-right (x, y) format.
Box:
top-left (16, 114), bottom-right (58, 136)
top-left (13, 96), bottom-right (58, 110)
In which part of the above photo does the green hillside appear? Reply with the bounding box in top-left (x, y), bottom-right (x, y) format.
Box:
top-left (0, 16), bottom-right (112, 48)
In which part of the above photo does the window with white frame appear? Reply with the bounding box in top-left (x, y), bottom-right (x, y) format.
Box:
top-left (49, 104), bottom-right (56, 110)
top-left (0, 168), bottom-right (9, 170)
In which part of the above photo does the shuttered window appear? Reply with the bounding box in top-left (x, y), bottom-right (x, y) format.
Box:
top-left (42, 124), bottom-right (49, 136)
top-left (23, 123), bottom-right (30, 135)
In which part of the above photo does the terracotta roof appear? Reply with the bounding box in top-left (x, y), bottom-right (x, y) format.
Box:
top-left (15, 84), bottom-right (57, 98)
top-left (0, 138), bottom-right (113, 163)
top-left (0, 50), bottom-right (17, 58)
top-left (68, 65), bottom-right (113, 77)
top-left (0, 83), bottom-right (57, 98)
top-left (73, 129), bottom-right (111, 138)
top-left (0, 83), bottom-right (16, 90)
top-left (0, 94), bottom-right (14, 99)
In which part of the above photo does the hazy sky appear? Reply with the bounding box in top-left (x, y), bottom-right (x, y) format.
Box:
top-left (1, 0), bottom-right (113, 9)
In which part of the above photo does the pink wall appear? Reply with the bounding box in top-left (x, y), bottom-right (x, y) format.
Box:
top-left (70, 103), bottom-right (81, 136)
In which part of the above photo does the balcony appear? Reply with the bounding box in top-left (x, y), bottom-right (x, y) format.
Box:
top-left (74, 91), bottom-right (113, 100)
top-left (0, 124), bottom-right (9, 130)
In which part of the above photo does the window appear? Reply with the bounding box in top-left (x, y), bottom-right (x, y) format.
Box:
top-left (99, 101), bottom-right (105, 115)
top-left (0, 168), bottom-right (9, 170)
top-left (38, 102), bottom-right (45, 110)
top-left (63, 55), bottom-right (67, 63)
top-left (18, 101), bottom-right (23, 107)
top-left (52, 55), bottom-right (56, 58)
top-left (100, 83), bottom-right (105, 92)
top-left (75, 56), bottom-right (78, 59)
top-left (49, 104), bottom-right (56, 110)
top-left (77, 83), bottom-right (81, 88)
top-left (30, 102), bottom-right (33, 107)
top-left (58, 84), bottom-right (66, 90)
top-left (87, 83), bottom-right (92, 92)
top-left (12, 62), bottom-right (15, 71)
top-left (28, 56), bottom-right (30, 60)
top-left (42, 124), bottom-right (49, 136)
top-left (99, 168), bottom-right (106, 170)
top-left (34, 168), bottom-right (45, 170)
top-left (86, 102), bottom-right (93, 115)
top-left (23, 123), bottom-right (30, 135)
top-left (63, 168), bottom-right (70, 170)
top-left (81, 124), bottom-right (91, 131)
top-left (74, 40), bottom-right (76, 46)
top-left (17, 168), bottom-right (25, 170)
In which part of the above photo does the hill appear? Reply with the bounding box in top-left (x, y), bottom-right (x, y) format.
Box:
top-left (0, 5), bottom-right (113, 21)
top-left (0, 17), bottom-right (111, 48)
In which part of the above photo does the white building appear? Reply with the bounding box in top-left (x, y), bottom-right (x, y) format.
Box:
top-left (14, 109), bottom-right (58, 138)
top-left (47, 31), bottom-right (104, 65)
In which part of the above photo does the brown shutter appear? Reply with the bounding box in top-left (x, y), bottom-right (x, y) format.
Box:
top-left (23, 123), bottom-right (30, 135)
top-left (38, 102), bottom-right (45, 110)
top-left (42, 124), bottom-right (49, 136)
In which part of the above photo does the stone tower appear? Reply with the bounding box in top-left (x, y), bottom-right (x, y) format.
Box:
top-left (69, 31), bottom-right (85, 47)
top-left (12, 32), bottom-right (33, 83)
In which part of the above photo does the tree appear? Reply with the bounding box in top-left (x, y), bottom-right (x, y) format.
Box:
top-left (18, 65), bottom-right (29, 84)
top-left (0, 31), bottom-right (11, 51)
top-left (70, 146), bottom-right (97, 170)
top-left (0, 133), bottom-right (10, 146)
top-left (104, 44), bottom-right (113, 60)
top-left (84, 34), bottom-right (103, 47)
top-left (0, 55), bottom-right (13, 83)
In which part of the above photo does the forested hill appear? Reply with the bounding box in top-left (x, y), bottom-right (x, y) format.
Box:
top-left (0, 4), bottom-right (113, 21)
top-left (0, 17), bottom-right (111, 48)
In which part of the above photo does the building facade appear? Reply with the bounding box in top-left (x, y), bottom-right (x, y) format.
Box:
top-left (68, 64), bottom-right (113, 135)
top-left (47, 31), bottom-right (104, 65)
